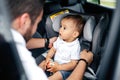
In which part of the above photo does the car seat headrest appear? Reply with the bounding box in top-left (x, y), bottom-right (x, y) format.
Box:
top-left (83, 16), bottom-right (96, 42)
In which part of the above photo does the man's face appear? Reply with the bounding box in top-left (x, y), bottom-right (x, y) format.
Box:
top-left (24, 10), bottom-right (43, 42)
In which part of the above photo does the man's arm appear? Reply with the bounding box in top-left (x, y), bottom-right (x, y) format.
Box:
top-left (66, 49), bottom-right (93, 80)
top-left (26, 38), bottom-right (45, 49)
top-left (26, 37), bottom-right (57, 49)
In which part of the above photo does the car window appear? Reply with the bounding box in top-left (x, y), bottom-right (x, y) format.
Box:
top-left (87, 0), bottom-right (116, 8)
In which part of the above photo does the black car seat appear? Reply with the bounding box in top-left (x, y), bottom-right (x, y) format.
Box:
top-left (80, 15), bottom-right (96, 51)
top-left (90, 13), bottom-right (109, 78)
top-left (83, 13), bottom-right (109, 80)
top-left (37, 1), bottom-right (62, 36)
top-left (44, 9), bottom-right (110, 80)
top-left (60, 0), bottom-right (84, 13)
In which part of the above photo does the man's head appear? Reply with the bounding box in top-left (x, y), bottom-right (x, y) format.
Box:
top-left (7, 0), bottom-right (45, 42)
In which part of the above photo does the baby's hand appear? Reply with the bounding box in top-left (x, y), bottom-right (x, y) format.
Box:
top-left (45, 58), bottom-right (51, 67)
top-left (46, 59), bottom-right (54, 69)
top-left (47, 62), bottom-right (59, 73)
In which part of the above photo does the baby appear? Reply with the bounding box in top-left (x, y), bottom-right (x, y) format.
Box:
top-left (40, 14), bottom-right (84, 80)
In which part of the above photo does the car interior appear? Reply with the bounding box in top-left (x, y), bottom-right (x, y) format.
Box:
top-left (0, 0), bottom-right (120, 80)
top-left (32, 0), bottom-right (118, 79)
top-left (35, 0), bottom-right (112, 77)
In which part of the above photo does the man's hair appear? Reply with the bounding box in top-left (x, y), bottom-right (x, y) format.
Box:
top-left (63, 14), bottom-right (84, 35)
top-left (7, 0), bottom-right (45, 25)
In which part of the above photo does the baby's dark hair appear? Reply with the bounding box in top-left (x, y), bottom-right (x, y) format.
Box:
top-left (63, 14), bottom-right (84, 35)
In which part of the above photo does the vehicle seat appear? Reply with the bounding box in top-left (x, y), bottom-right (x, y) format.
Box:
top-left (80, 15), bottom-right (96, 50)
top-left (44, 9), bottom-right (101, 79)
top-left (60, 0), bottom-right (84, 13)
top-left (44, 9), bottom-right (108, 79)
top-left (90, 13), bottom-right (109, 74)
top-left (81, 13), bottom-right (109, 80)
top-left (43, 2), bottom-right (110, 79)
top-left (37, 1), bottom-right (62, 36)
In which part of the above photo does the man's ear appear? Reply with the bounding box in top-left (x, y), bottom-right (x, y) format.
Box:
top-left (19, 13), bottom-right (31, 31)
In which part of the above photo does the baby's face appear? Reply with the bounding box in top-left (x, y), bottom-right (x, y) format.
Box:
top-left (59, 18), bottom-right (77, 42)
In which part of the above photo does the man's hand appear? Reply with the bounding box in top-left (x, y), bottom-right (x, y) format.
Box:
top-left (80, 49), bottom-right (93, 65)
top-left (48, 37), bottom-right (57, 48)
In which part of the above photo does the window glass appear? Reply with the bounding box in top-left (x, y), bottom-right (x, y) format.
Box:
top-left (100, 0), bottom-right (116, 8)
top-left (87, 0), bottom-right (116, 8)
top-left (87, 0), bottom-right (98, 4)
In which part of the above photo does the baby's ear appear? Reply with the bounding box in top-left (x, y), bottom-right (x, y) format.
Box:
top-left (73, 31), bottom-right (79, 38)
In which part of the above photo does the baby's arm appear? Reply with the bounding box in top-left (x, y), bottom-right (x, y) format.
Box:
top-left (58, 60), bottom-right (78, 71)
top-left (45, 47), bottom-right (56, 64)
top-left (39, 47), bottom-right (56, 70)
top-left (47, 60), bottom-right (78, 73)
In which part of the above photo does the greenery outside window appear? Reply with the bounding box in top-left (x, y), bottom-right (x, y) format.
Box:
top-left (87, 0), bottom-right (116, 8)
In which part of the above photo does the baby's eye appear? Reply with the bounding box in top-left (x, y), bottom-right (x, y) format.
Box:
top-left (60, 25), bottom-right (62, 28)
top-left (63, 27), bottom-right (66, 30)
